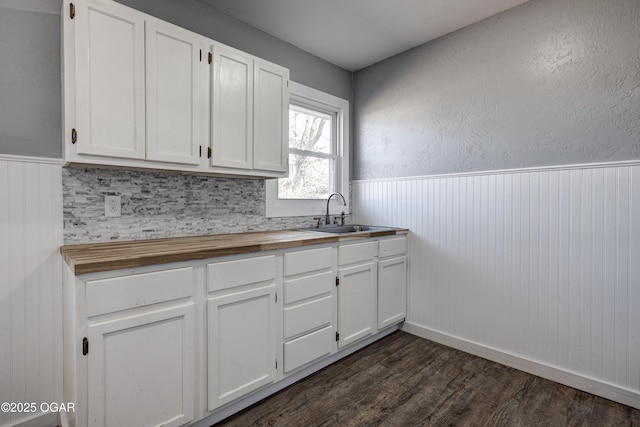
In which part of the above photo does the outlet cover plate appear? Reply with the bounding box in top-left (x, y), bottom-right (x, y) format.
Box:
top-left (105, 195), bottom-right (121, 217)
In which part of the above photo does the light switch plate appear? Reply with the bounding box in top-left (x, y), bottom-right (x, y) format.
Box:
top-left (105, 195), bottom-right (121, 217)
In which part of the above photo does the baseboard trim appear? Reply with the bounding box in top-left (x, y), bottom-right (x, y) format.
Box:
top-left (402, 322), bottom-right (640, 410)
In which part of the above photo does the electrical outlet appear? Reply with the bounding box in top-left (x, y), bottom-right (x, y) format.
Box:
top-left (105, 195), bottom-right (121, 218)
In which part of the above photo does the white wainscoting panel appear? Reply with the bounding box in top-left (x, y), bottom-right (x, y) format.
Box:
top-left (0, 155), bottom-right (63, 427)
top-left (353, 162), bottom-right (640, 408)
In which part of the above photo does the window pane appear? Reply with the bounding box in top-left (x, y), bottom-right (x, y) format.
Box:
top-left (278, 154), bottom-right (330, 200)
top-left (289, 104), bottom-right (332, 154)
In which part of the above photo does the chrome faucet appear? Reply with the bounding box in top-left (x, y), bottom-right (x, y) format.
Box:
top-left (325, 192), bottom-right (346, 225)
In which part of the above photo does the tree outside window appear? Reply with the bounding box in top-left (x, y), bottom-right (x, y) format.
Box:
top-left (278, 104), bottom-right (336, 200)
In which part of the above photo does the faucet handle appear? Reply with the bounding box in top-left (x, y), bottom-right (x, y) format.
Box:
top-left (313, 217), bottom-right (322, 228)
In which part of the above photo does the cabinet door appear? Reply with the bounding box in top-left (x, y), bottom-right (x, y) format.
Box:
top-left (74, 0), bottom-right (145, 159)
top-left (87, 304), bottom-right (195, 427)
top-left (208, 284), bottom-right (277, 410)
top-left (253, 60), bottom-right (289, 173)
top-left (210, 45), bottom-right (253, 169)
top-left (145, 20), bottom-right (201, 165)
top-left (378, 256), bottom-right (407, 329)
top-left (337, 262), bottom-right (376, 348)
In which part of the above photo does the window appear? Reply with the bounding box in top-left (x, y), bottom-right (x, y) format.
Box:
top-left (266, 82), bottom-right (349, 218)
top-left (279, 104), bottom-right (334, 200)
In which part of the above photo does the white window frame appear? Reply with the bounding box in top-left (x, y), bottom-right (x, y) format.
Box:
top-left (266, 81), bottom-right (349, 218)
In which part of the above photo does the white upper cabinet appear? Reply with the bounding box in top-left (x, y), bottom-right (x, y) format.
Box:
top-left (210, 45), bottom-right (253, 170)
top-left (145, 20), bottom-right (202, 165)
top-left (209, 45), bottom-right (289, 175)
top-left (63, 0), bottom-right (289, 177)
top-left (72, 0), bottom-right (146, 160)
top-left (253, 60), bottom-right (289, 173)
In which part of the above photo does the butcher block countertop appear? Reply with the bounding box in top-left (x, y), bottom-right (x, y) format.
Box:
top-left (61, 228), bottom-right (409, 275)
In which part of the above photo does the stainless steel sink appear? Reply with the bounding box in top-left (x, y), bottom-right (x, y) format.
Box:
top-left (301, 225), bottom-right (395, 234)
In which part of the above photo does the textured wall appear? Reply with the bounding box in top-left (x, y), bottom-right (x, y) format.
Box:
top-left (0, 5), bottom-right (61, 158)
top-left (63, 168), bottom-right (332, 244)
top-left (354, 0), bottom-right (640, 179)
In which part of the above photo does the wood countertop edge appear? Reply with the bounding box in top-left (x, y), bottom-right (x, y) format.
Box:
top-left (62, 228), bottom-right (409, 275)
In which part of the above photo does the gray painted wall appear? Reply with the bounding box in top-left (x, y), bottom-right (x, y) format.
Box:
top-left (0, 0), bottom-right (351, 158)
top-left (353, 0), bottom-right (640, 180)
top-left (0, 5), bottom-right (61, 158)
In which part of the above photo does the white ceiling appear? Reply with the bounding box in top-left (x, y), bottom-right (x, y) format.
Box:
top-left (196, 0), bottom-right (530, 71)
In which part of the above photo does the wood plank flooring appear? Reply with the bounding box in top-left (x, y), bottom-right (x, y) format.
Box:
top-left (214, 331), bottom-right (640, 426)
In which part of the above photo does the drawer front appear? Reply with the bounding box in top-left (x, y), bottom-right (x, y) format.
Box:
top-left (284, 246), bottom-right (333, 276)
top-left (338, 241), bottom-right (377, 265)
top-left (379, 237), bottom-right (407, 258)
top-left (86, 267), bottom-right (193, 317)
top-left (283, 271), bottom-right (333, 304)
top-left (284, 295), bottom-right (332, 339)
top-left (284, 325), bottom-right (333, 373)
top-left (207, 255), bottom-right (276, 292)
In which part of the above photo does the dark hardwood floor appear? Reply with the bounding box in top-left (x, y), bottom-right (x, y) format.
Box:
top-left (215, 331), bottom-right (640, 426)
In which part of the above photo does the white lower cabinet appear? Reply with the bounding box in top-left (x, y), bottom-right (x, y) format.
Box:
top-left (337, 241), bottom-right (378, 348)
top-left (378, 257), bottom-right (407, 328)
top-left (64, 235), bottom-right (407, 427)
top-left (206, 255), bottom-right (279, 410)
top-left (282, 247), bottom-right (335, 373)
top-left (87, 304), bottom-right (195, 427)
top-left (69, 266), bottom-right (196, 427)
top-left (378, 237), bottom-right (408, 329)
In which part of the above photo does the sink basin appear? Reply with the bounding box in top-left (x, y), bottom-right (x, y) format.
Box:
top-left (301, 225), bottom-right (395, 234)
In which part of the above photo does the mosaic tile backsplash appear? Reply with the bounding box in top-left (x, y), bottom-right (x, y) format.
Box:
top-left (63, 168), bottom-right (345, 245)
